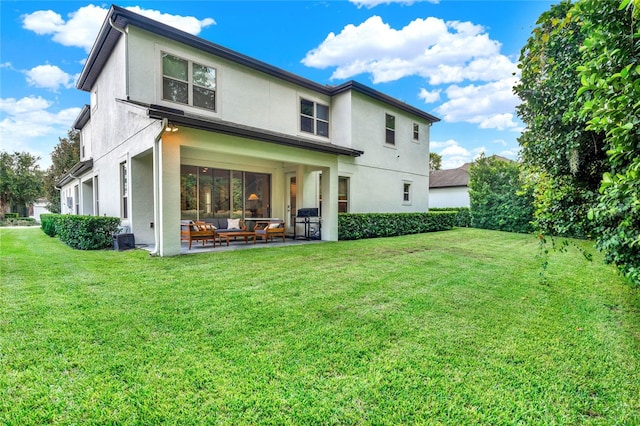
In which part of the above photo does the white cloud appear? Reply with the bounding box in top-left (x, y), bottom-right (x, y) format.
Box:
top-left (302, 15), bottom-right (513, 84)
top-left (435, 77), bottom-right (521, 130)
top-left (25, 65), bottom-right (77, 91)
top-left (350, 0), bottom-right (439, 9)
top-left (125, 6), bottom-right (216, 35)
top-left (418, 88), bottom-right (441, 103)
top-left (431, 139), bottom-right (486, 169)
top-left (0, 96), bottom-right (81, 167)
top-left (22, 5), bottom-right (216, 53)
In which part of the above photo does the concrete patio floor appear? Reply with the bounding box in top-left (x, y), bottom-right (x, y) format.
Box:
top-left (142, 235), bottom-right (324, 255)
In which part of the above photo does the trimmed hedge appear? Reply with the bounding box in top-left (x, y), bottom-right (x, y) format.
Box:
top-left (338, 212), bottom-right (456, 240)
top-left (55, 215), bottom-right (121, 250)
top-left (40, 213), bottom-right (62, 237)
top-left (2, 217), bottom-right (38, 227)
top-left (429, 207), bottom-right (471, 228)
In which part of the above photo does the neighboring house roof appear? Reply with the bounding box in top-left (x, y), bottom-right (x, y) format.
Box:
top-left (77, 5), bottom-right (440, 124)
top-left (429, 166), bottom-right (469, 188)
top-left (428, 155), bottom-right (515, 189)
top-left (56, 159), bottom-right (94, 187)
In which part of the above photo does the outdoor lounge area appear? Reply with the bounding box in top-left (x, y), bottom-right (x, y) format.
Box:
top-left (178, 219), bottom-right (318, 254)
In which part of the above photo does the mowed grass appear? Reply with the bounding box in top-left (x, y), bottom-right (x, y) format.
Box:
top-left (1, 227), bottom-right (639, 425)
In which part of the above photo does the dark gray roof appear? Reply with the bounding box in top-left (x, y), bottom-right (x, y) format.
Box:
top-left (72, 104), bottom-right (91, 130)
top-left (429, 155), bottom-right (515, 188)
top-left (429, 166), bottom-right (469, 188)
top-left (146, 103), bottom-right (363, 157)
top-left (77, 5), bottom-right (439, 124)
top-left (56, 159), bottom-right (94, 187)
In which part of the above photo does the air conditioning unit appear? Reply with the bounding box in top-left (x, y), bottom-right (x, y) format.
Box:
top-left (113, 233), bottom-right (135, 251)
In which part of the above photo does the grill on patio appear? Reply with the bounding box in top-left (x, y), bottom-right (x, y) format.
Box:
top-left (294, 208), bottom-right (321, 240)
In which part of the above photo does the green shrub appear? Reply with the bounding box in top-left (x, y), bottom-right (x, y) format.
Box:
top-left (469, 154), bottom-right (534, 234)
top-left (4, 217), bottom-right (38, 227)
top-left (40, 214), bottom-right (62, 237)
top-left (429, 207), bottom-right (471, 227)
top-left (338, 212), bottom-right (455, 240)
top-left (4, 213), bottom-right (19, 219)
top-left (56, 215), bottom-right (121, 250)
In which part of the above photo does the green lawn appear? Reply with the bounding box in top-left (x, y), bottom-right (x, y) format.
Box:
top-left (1, 227), bottom-right (639, 425)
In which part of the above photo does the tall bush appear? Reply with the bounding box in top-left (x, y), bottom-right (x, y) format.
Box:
top-left (40, 213), bottom-right (62, 237)
top-left (56, 215), bottom-right (121, 250)
top-left (469, 154), bottom-right (534, 234)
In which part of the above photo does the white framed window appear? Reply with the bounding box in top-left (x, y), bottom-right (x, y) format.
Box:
top-left (300, 98), bottom-right (329, 137)
top-left (94, 175), bottom-right (100, 216)
top-left (91, 87), bottom-right (98, 112)
top-left (413, 123), bottom-right (419, 141)
top-left (338, 176), bottom-right (349, 213)
top-left (402, 181), bottom-right (412, 205)
top-left (120, 161), bottom-right (128, 219)
top-left (162, 52), bottom-right (216, 111)
top-left (74, 185), bottom-right (79, 215)
top-left (385, 113), bottom-right (395, 145)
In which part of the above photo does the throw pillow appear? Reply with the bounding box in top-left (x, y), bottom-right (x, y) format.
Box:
top-left (268, 222), bottom-right (282, 229)
top-left (227, 218), bottom-right (240, 230)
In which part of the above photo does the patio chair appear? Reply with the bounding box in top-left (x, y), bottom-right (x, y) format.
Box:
top-left (180, 220), bottom-right (216, 249)
top-left (254, 220), bottom-right (286, 243)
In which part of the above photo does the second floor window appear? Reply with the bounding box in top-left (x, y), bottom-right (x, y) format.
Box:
top-left (162, 52), bottom-right (216, 111)
top-left (385, 113), bottom-right (395, 145)
top-left (300, 99), bottom-right (329, 137)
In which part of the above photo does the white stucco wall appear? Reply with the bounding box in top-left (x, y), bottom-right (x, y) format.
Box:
top-left (429, 186), bottom-right (470, 208)
top-left (340, 91), bottom-right (431, 213)
top-left (126, 27), bottom-right (333, 145)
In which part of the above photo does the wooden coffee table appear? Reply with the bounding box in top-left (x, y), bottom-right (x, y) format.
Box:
top-left (217, 231), bottom-right (256, 246)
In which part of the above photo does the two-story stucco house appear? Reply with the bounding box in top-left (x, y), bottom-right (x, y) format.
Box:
top-left (58, 5), bottom-right (440, 256)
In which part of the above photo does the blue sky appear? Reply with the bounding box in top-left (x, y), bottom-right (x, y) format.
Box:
top-left (0, 0), bottom-right (553, 169)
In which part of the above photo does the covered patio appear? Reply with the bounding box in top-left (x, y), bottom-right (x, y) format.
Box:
top-left (141, 235), bottom-right (325, 255)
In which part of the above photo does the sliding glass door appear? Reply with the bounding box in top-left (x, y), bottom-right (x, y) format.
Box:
top-left (180, 166), bottom-right (271, 221)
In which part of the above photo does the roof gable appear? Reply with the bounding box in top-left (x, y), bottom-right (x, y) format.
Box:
top-left (78, 5), bottom-right (439, 124)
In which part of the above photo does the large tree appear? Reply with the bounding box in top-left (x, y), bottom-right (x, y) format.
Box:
top-left (0, 151), bottom-right (44, 217)
top-left (514, 0), bottom-right (608, 239)
top-left (429, 152), bottom-right (442, 171)
top-left (577, 0), bottom-right (640, 284)
top-left (43, 130), bottom-right (80, 213)
top-left (517, 0), bottom-right (639, 284)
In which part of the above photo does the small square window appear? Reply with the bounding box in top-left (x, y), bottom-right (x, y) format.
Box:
top-left (300, 98), bottom-right (329, 137)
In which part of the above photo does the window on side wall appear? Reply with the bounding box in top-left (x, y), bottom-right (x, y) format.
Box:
top-left (385, 113), bottom-right (395, 145)
top-left (403, 182), bottom-right (411, 204)
top-left (413, 123), bottom-right (419, 141)
top-left (162, 52), bottom-right (216, 111)
top-left (94, 175), bottom-right (99, 216)
top-left (120, 161), bottom-right (128, 219)
top-left (338, 177), bottom-right (349, 213)
top-left (300, 98), bottom-right (329, 137)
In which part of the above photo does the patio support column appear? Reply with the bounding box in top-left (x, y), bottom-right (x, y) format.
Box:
top-left (157, 137), bottom-right (181, 256)
top-left (319, 162), bottom-right (338, 242)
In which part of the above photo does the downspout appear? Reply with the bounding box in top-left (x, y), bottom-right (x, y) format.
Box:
top-left (150, 118), bottom-right (167, 256)
top-left (108, 16), bottom-right (129, 99)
